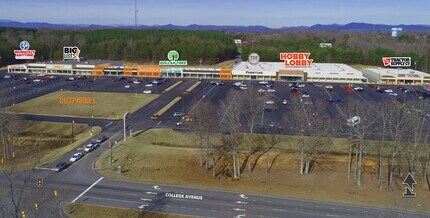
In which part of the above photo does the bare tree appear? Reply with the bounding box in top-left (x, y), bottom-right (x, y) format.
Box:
top-left (219, 91), bottom-right (242, 179)
top-left (240, 86), bottom-right (266, 176)
top-left (0, 166), bottom-right (35, 218)
top-left (191, 102), bottom-right (216, 170)
top-left (347, 99), bottom-right (380, 187)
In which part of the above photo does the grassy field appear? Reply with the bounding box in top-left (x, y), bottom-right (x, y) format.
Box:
top-left (0, 121), bottom-right (100, 169)
top-left (95, 129), bottom-right (430, 212)
top-left (63, 203), bottom-right (191, 218)
top-left (5, 91), bottom-right (158, 119)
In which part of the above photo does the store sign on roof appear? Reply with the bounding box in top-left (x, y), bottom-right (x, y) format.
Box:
top-left (280, 52), bottom-right (313, 67)
top-left (159, 50), bottom-right (188, 66)
top-left (14, 41), bottom-right (36, 60)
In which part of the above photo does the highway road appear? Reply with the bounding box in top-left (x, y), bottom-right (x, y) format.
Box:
top-left (1, 72), bottom-right (429, 217)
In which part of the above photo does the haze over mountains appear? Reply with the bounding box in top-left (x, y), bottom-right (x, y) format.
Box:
top-left (0, 20), bottom-right (429, 31)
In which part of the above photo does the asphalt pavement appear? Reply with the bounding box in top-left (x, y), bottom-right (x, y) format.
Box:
top-left (1, 72), bottom-right (430, 217)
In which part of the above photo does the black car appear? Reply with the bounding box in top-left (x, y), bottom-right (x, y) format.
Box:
top-left (55, 162), bottom-right (67, 172)
top-left (96, 135), bottom-right (108, 143)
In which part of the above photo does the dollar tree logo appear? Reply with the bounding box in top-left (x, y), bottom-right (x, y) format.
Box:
top-left (160, 50), bottom-right (187, 66)
top-left (168, 50), bottom-right (180, 61)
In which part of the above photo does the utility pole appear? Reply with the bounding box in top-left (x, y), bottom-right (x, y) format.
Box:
top-left (71, 120), bottom-right (75, 143)
top-left (109, 141), bottom-right (113, 171)
top-left (135, 0), bottom-right (138, 29)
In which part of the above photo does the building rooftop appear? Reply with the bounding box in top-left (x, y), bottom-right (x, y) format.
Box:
top-left (366, 68), bottom-right (430, 78)
top-left (232, 61), bottom-right (306, 71)
top-left (29, 59), bottom-right (123, 67)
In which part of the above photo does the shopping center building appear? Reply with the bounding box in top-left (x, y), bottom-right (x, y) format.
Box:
top-left (8, 59), bottom-right (368, 83)
top-left (362, 68), bottom-right (430, 85)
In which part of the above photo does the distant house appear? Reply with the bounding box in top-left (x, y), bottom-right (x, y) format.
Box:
top-left (319, 43), bottom-right (332, 48)
top-left (234, 39), bottom-right (242, 45)
top-left (391, 27), bottom-right (403, 38)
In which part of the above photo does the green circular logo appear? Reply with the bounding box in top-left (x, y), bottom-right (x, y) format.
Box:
top-left (167, 50), bottom-right (180, 61)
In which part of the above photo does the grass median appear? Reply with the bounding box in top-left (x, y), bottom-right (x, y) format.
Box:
top-left (163, 80), bottom-right (183, 93)
top-left (5, 91), bottom-right (159, 119)
top-left (63, 203), bottom-right (191, 218)
top-left (95, 128), bottom-right (430, 213)
top-left (0, 121), bottom-right (101, 170)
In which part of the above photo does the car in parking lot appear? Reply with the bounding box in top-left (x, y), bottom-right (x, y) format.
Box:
top-left (267, 89), bottom-right (276, 93)
top-left (326, 98), bottom-right (344, 104)
top-left (4, 75), bottom-right (11, 79)
top-left (259, 81), bottom-right (268, 85)
top-left (125, 85), bottom-right (131, 89)
top-left (216, 81), bottom-right (225, 86)
top-left (302, 93), bottom-right (310, 98)
top-left (297, 83), bottom-right (305, 88)
top-left (55, 162), bottom-right (67, 172)
top-left (96, 135), bottom-right (108, 143)
top-left (384, 89), bottom-right (393, 93)
top-left (258, 89), bottom-right (266, 93)
top-left (143, 90), bottom-right (152, 94)
top-left (70, 152), bottom-right (83, 162)
top-left (389, 92), bottom-right (398, 96)
top-left (173, 112), bottom-right (183, 117)
top-left (84, 143), bottom-right (99, 153)
top-left (145, 83), bottom-right (153, 87)
top-left (66, 77), bottom-right (75, 81)
top-left (353, 87), bottom-right (364, 92)
top-left (265, 100), bottom-right (275, 105)
top-left (283, 100), bottom-right (288, 105)
top-left (32, 78), bottom-right (42, 82)
top-left (325, 85), bottom-right (334, 92)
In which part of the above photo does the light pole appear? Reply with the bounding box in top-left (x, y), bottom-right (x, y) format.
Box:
top-left (71, 120), bottom-right (75, 143)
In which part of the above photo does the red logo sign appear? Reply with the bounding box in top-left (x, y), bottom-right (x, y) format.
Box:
top-left (280, 52), bottom-right (313, 67)
top-left (382, 58), bottom-right (392, 67)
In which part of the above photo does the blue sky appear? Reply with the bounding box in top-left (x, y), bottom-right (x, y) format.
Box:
top-left (1, 0), bottom-right (429, 27)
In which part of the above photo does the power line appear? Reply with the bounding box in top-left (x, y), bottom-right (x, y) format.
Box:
top-left (135, 0), bottom-right (138, 29)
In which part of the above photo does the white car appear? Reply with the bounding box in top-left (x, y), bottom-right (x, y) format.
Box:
top-left (283, 100), bottom-right (288, 105)
top-left (389, 92), bottom-right (398, 96)
top-left (258, 89), bottom-right (266, 93)
top-left (70, 153), bottom-right (83, 162)
top-left (132, 80), bottom-right (141, 84)
top-left (384, 89), bottom-right (393, 93)
top-left (259, 81), bottom-right (268, 85)
top-left (233, 82), bottom-right (242, 87)
top-left (240, 86), bottom-right (248, 90)
top-left (145, 83), bottom-right (153, 87)
top-left (267, 89), bottom-right (276, 93)
top-left (143, 90), bottom-right (152, 94)
top-left (297, 84), bottom-right (305, 88)
top-left (125, 85), bottom-right (131, 89)
top-left (33, 79), bottom-right (41, 82)
top-left (266, 100), bottom-right (275, 105)
top-left (66, 77), bottom-right (75, 81)
top-left (4, 75), bottom-right (11, 79)
top-left (302, 94), bottom-right (310, 98)
top-left (84, 143), bottom-right (98, 153)
top-left (353, 87), bottom-right (364, 91)
top-left (173, 112), bottom-right (183, 117)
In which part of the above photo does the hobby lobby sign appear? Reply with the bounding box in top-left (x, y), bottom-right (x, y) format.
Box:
top-left (280, 52), bottom-right (313, 67)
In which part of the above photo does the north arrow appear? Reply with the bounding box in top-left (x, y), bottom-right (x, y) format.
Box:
top-left (402, 172), bottom-right (417, 190)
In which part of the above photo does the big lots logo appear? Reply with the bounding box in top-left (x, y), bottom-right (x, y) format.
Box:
top-left (280, 52), bottom-right (313, 67)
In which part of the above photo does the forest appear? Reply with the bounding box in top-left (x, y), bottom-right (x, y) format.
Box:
top-left (0, 28), bottom-right (429, 73)
top-left (0, 28), bottom-right (238, 66)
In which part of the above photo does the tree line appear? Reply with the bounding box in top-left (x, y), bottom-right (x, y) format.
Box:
top-left (0, 28), bottom-right (238, 66)
top-left (189, 86), bottom-right (430, 191)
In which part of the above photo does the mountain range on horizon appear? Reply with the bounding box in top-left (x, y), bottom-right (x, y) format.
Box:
top-left (0, 20), bottom-right (429, 31)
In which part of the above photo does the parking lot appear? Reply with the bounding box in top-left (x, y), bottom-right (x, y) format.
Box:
top-left (1, 70), bottom-right (429, 138)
